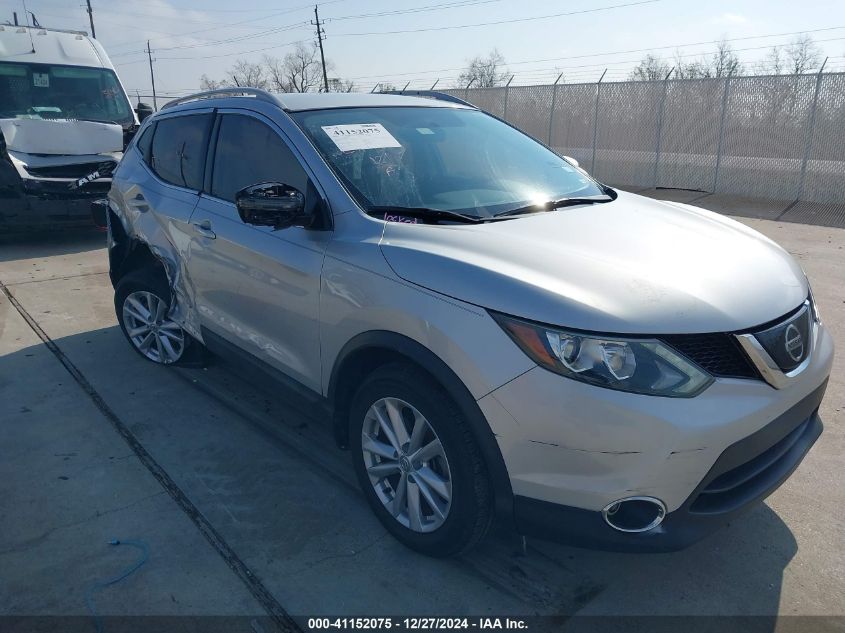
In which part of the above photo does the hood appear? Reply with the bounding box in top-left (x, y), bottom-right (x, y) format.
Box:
top-left (379, 191), bottom-right (807, 334)
top-left (0, 118), bottom-right (123, 155)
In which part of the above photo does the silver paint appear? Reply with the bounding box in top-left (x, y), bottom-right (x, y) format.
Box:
top-left (110, 93), bottom-right (834, 517)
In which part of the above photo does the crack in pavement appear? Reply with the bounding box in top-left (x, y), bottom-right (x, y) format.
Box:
top-left (0, 280), bottom-right (299, 633)
top-left (0, 491), bottom-right (166, 557)
top-left (4, 270), bottom-right (109, 287)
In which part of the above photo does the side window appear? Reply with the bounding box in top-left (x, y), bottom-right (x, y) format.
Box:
top-left (211, 114), bottom-right (308, 203)
top-left (135, 122), bottom-right (154, 161)
top-left (150, 113), bottom-right (212, 190)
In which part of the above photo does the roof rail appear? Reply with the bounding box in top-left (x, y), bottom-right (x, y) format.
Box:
top-left (381, 90), bottom-right (475, 108)
top-left (161, 87), bottom-right (279, 111)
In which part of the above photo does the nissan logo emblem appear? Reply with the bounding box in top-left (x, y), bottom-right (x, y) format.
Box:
top-left (784, 324), bottom-right (804, 362)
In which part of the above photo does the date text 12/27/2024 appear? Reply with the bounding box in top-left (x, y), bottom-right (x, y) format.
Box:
top-left (306, 618), bottom-right (529, 630)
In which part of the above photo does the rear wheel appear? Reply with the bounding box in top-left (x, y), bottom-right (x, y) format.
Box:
top-left (350, 363), bottom-right (493, 556)
top-left (115, 270), bottom-right (191, 365)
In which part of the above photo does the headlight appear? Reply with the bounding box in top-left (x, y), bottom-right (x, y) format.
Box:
top-left (491, 312), bottom-right (713, 397)
top-left (807, 284), bottom-right (821, 324)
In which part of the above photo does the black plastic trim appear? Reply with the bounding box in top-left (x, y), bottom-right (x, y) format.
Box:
top-left (201, 327), bottom-right (332, 415)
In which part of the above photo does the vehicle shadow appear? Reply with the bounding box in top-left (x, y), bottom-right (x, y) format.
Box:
top-left (0, 227), bottom-right (106, 263)
top-left (0, 326), bottom-right (797, 625)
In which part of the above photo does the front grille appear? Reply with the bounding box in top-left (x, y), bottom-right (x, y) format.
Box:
top-left (24, 161), bottom-right (115, 179)
top-left (660, 333), bottom-right (759, 379)
top-left (690, 416), bottom-right (813, 514)
top-left (752, 304), bottom-right (811, 372)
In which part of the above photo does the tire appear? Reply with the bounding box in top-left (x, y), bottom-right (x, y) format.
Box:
top-left (114, 268), bottom-right (194, 366)
top-left (349, 362), bottom-right (493, 557)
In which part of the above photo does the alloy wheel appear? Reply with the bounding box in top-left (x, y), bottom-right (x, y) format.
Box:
top-left (361, 397), bottom-right (453, 533)
top-left (122, 290), bottom-right (185, 364)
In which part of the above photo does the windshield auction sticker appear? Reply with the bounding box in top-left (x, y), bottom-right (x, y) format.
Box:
top-left (322, 123), bottom-right (401, 152)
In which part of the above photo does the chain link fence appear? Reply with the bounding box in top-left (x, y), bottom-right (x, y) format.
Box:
top-left (444, 72), bottom-right (845, 209)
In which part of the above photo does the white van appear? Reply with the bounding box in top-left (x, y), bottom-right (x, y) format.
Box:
top-left (0, 25), bottom-right (138, 230)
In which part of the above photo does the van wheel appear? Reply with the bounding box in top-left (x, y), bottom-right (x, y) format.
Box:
top-left (115, 270), bottom-right (192, 365)
top-left (349, 363), bottom-right (493, 557)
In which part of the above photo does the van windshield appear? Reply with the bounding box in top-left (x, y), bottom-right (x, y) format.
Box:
top-left (293, 106), bottom-right (605, 219)
top-left (0, 62), bottom-right (134, 128)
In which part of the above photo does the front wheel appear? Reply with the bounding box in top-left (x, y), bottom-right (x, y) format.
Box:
top-left (349, 363), bottom-right (493, 557)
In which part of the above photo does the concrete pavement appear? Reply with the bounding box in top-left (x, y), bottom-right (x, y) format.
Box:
top-left (0, 214), bottom-right (843, 625)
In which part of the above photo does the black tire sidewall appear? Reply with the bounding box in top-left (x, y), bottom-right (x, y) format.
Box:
top-left (349, 365), bottom-right (491, 557)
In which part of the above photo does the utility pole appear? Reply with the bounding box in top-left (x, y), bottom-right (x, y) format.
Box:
top-left (85, 0), bottom-right (96, 38)
top-left (145, 41), bottom-right (157, 111)
top-left (312, 5), bottom-right (329, 93)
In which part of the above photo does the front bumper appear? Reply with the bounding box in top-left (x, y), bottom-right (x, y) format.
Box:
top-left (512, 380), bottom-right (825, 552)
top-left (1, 151), bottom-right (113, 230)
top-left (479, 320), bottom-right (833, 551)
top-left (0, 179), bottom-right (111, 230)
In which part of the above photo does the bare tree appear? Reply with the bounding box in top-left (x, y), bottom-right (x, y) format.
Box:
top-left (328, 77), bottom-right (355, 93)
top-left (638, 40), bottom-right (741, 81)
top-left (761, 36), bottom-right (822, 75)
top-left (199, 74), bottom-right (228, 90)
top-left (378, 82), bottom-right (397, 92)
top-left (629, 53), bottom-right (671, 81)
top-left (710, 39), bottom-right (742, 77)
top-left (760, 46), bottom-right (786, 75)
top-left (198, 46), bottom-right (355, 94)
top-left (785, 35), bottom-right (822, 74)
top-left (457, 49), bottom-right (508, 88)
top-left (225, 59), bottom-right (268, 89)
top-left (673, 50), bottom-right (708, 79)
top-left (264, 43), bottom-right (327, 93)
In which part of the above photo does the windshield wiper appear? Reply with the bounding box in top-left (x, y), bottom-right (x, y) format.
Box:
top-left (62, 116), bottom-right (120, 125)
top-left (369, 205), bottom-right (485, 224)
top-left (493, 195), bottom-right (614, 219)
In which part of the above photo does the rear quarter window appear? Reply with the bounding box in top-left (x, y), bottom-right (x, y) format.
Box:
top-left (135, 123), bottom-right (155, 161)
top-left (150, 113), bottom-right (212, 191)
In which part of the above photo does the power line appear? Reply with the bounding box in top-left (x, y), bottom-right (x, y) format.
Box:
top-left (153, 22), bottom-right (308, 52)
top-left (351, 46), bottom-right (845, 90)
top-left (107, 21), bottom-right (309, 59)
top-left (342, 24), bottom-right (845, 81)
top-left (85, 0), bottom-right (501, 58)
top-left (91, 0), bottom-right (355, 51)
top-left (155, 37), bottom-right (312, 61)
top-left (330, 0), bottom-right (661, 36)
top-left (325, 0), bottom-right (502, 22)
top-left (108, 0), bottom-right (659, 61)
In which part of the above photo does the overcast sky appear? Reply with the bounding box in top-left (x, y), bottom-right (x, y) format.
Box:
top-left (18, 0), bottom-right (845, 99)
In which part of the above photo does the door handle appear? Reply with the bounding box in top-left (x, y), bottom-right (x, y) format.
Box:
top-left (192, 218), bottom-right (216, 239)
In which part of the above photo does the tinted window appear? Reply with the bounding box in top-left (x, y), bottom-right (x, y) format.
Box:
top-left (135, 123), bottom-right (154, 160)
top-left (211, 114), bottom-right (307, 203)
top-left (150, 114), bottom-right (212, 190)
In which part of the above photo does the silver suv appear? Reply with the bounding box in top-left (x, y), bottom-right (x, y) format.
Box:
top-left (108, 88), bottom-right (833, 557)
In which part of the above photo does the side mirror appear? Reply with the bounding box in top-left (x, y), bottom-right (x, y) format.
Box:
top-left (135, 102), bottom-right (154, 123)
top-left (563, 155), bottom-right (579, 168)
top-left (235, 182), bottom-right (310, 230)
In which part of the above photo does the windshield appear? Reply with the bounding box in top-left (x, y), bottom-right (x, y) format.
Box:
top-left (0, 62), bottom-right (134, 128)
top-left (293, 106), bottom-right (605, 219)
